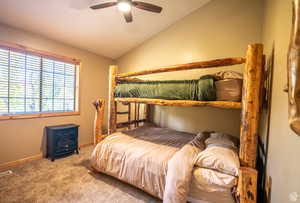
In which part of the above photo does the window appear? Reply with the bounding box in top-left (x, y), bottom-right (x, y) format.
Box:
top-left (0, 44), bottom-right (79, 119)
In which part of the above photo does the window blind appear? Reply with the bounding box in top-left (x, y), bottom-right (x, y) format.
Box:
top-left (0, 47), bottom-right (77, 115)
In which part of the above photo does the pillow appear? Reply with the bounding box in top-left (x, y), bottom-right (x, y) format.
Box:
top-left (214, 71), bottom-right (243, 80)
top-left (205, 132), bottom-right (239, 149)
top-left (215, 79), bottom-right (243, 102)
top-left (194, 146), bottom-right (240, 177)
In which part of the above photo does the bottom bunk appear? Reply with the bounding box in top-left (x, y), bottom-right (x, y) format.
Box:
top-left (90, 125), bottom-right (240, 203)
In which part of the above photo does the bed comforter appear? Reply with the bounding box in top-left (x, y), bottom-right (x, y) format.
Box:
top-left (90, 126), bottom-right (237, 203)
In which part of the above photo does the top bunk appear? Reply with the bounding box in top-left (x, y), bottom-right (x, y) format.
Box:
top-left (110, 44), bottom-right (263, 110)
top-left (111, 57), bottom-right (246, 109)
top-left (114, 58), bottom-right (245, 109)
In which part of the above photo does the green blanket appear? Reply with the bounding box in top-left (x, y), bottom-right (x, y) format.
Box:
top-left (115, 77), bottom-right (216, 101)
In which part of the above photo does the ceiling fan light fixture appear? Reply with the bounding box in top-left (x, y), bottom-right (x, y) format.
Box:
top-left (90, 0), bottom-right (163, 23)
top-left (117, 2), bottom-right (131, 12)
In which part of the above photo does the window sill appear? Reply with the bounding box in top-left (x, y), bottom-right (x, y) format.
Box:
top-left (0, 112), bottom-right (80, 121)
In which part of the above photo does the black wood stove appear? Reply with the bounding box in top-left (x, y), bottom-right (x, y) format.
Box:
top-left (45, 124), bottom-right (79, 161)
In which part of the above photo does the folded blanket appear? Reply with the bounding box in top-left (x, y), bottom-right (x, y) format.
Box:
top-left (163, 132), bottom-right (209, 203)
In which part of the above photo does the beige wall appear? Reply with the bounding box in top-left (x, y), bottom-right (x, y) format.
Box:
top-left (2, 2), bottom-right (297, 202)
top-left (262, 0), bottom-right (300, 202)
top-left (116, 0), bottom-right (263, 136)
top-left (0, 23), bottom-right (113, 164)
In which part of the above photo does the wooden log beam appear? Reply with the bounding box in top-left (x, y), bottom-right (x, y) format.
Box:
top-left (116, 57), bottom-right (246, 78)
top-left (117, 119), bottom-right (147, 129)
top-left (137, 103), bottom-right (140, 127)
top-left (108, 65), bottom-right (118, 134)
top-left (128, 103), bottom-right (131, 129)
top-left (134, 103), bottom-right (138, 127)
top-left (93, 99), bottom-right (105, 144)
top-left (239, 44), bottom-right (264, 168)
top-left (116, 111), bottom-right (129, 115)
top-left (145, 104), bottom-right (151, 122)
top-left (115, 98), bottom-right (242, 109)
top-left (117, 77), bottom-right (143, 82)
top-left (237, 167), bottom-right (258, 203)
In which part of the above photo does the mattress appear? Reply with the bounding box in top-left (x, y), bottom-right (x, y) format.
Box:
top-left (115, 78), bottom-right (242, 102)
top-left (115, 77), bottom-right (216, 101)
top-left (90, 126), bottom-right (236, 202)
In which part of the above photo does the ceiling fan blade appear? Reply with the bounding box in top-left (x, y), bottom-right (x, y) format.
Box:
top-left (90, 2), bottom-right (117, 9)
top-left (123, 11), bottom-right (133, 23)
top-left (132, 1), bottom-right (162, 13)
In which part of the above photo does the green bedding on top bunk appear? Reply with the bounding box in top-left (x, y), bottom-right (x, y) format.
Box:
top-left (115, 76), bottom-right (216, 101)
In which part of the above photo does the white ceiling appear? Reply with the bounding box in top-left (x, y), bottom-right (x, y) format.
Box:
top-left (0, 0), bottom-right (210, 59)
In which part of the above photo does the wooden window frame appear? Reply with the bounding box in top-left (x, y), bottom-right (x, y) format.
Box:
top-left (0, 41), bottom-right (81, 120)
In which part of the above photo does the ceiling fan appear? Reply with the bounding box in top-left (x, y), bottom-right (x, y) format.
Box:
top-left (90, 0), bottom-right (163, 23)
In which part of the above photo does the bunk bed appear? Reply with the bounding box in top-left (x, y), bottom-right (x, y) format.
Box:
top-left (91, 44), bottom-right (263, 203)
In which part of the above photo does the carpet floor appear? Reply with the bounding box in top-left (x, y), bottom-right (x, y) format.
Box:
top-left (0, 146), bottom-right (161, 203)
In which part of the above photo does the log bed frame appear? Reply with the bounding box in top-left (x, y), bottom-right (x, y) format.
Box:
top-left (97, 44), bottom-right (263, 203)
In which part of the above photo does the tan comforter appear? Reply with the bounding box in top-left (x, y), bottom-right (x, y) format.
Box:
top-left (90, 126), bottom-right (237, 203)
top-left (91, 126), bottom-right (196, 199)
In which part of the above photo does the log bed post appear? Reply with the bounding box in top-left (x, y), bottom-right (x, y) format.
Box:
top-left (128, 103), bottom-right (131, 129)
top-left (240, 44), bottom-right (263, 168)
top-left (237, 167), bottom-right (258, 203)
top-left (108, 65), bottom-right (118, 134)
top-left (238, 44), bottom-right (263, 203)
top-left (145, 104), bottom-right (151, 123)
top-left (93, 99), bottom-right (105, 144)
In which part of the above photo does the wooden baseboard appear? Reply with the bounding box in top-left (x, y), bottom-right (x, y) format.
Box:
top-left (79, 143), bottom-right (94, 148)
top-left (0, 142), bottom-right (93, 170)
top-left (0, 153), bottom-right (43, 170)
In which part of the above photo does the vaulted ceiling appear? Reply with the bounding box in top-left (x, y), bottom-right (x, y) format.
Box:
top-left (0, 0), bottom-right (210, 59)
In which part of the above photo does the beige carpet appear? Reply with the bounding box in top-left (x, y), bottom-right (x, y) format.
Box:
top-left (0, 146), bottom-right (161, 203)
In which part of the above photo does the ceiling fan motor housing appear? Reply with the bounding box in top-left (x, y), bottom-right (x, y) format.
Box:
top-left (117, 0), bottom-right (132, 4)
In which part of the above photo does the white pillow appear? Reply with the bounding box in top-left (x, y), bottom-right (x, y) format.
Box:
top-left (194, 146), bottom-right (240, 177)
top-left (214, 71), bottom-right (243, 80)
top-left (205, 132), bottom-right (239, 149)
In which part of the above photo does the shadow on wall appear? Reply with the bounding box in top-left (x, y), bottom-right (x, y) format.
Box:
top-left (153, 105), bottom-right (241, 137)
top-left (257, 43), bottom-right (275, 203)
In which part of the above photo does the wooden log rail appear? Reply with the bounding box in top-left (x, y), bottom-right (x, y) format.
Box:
top-left (117, 111), bottom-right (130, 115)
top-left (117, 119), bottom-right (147, 129)
top-left (116, 57), bottom-right (246, 79)
top-left (115, 98), bottom-right (242, 109)
top-left (117, 77), bottom-right (143, 82)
